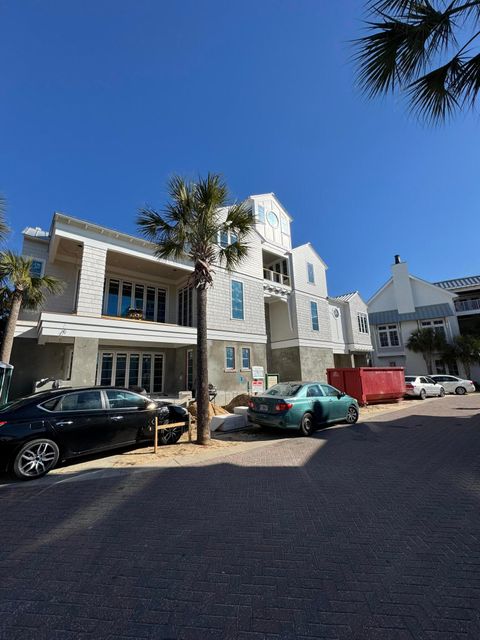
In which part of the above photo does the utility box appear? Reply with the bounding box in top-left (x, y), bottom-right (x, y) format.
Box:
top-left (327, 367), bottom-right (405, 406)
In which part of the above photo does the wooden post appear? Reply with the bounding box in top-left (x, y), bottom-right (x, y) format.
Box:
top-left (188, 412), bottom-right (192, 443)
top-left (154, 415), bottom-right (158, 454)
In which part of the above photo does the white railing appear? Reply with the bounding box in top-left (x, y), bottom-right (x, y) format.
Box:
top-left (455, 299), bottom-right (480, 312)
top-left (263, 269), bottom-right (291, 287)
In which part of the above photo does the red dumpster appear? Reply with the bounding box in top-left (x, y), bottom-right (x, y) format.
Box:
top-left (326, 367), bottom-right (405, 406)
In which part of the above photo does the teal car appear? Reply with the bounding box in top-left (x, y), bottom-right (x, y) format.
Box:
top-left (247, 381), bottom-right (359, 436)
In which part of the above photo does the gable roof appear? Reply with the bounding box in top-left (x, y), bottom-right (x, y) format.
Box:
top-left (330, 291), bottom-right (357, 302)
top-left (292, 242), bottom-right (328, 269)
top-left (249, 193), bottom-right (293, 221)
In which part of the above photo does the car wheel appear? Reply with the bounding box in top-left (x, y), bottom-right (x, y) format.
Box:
top-left (419, 389), bottom-right (427, 400)
top-left (158, 427), bottom-right (183, 446)
top-left (345, 405), bottom-right (359, 424)
top-left (12, 439), bottom-right (59, 481)
top-left (439, 387), bottom-right (445, 397)
top-left (455, 386), bottom-right (466, 395)
top-left (299, 412), bottom-right (314, 436)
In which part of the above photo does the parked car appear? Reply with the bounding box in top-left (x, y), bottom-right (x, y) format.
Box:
top-left (404, 376), bottom-right (445, 399)
top-left (247, 381), bottom-right (359, 436)
top-left (428, 375), bottom-right (475, 395)
top-left (0, 387), bottom-right (189, 480)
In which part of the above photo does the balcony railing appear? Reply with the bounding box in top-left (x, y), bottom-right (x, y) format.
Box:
top-left (263, 268), bottom-right (291, 287)
top-left (455, 298), bottom-right (480, 313)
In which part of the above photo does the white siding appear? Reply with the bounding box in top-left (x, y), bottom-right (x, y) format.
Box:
top-left (293, 292), bottom-right (331, 342)
top-left (291, 244), bottom-right (328, 298)
top-left (76, 244), bottom-right (107, 317)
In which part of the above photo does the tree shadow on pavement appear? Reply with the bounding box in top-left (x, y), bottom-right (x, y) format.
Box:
top-left (2, 400), bottom-right (480, 639)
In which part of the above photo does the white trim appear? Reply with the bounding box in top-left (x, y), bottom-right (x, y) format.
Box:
top-left (207, 329), bottom-right (267, 344)
top-left (14, 320), bottom-right (37, 338)
top-left (37, 312), bottom-right (196, 345)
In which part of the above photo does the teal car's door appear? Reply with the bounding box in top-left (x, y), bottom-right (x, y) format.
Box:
top-left (320, 384), bottom-right (349, 421)
top-left (305, 384), bottom-right (330, 424)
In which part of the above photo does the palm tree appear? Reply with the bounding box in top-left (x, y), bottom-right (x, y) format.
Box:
top-left (137, 173), bottom-right (255, 445)
top-left (0, 252), bottom-right (64, 364)
top-left (355, 1), bottom-right (480, 123)
top-left (406, 326), bottom-right (447, 372)
top-left (445, 334), bottom-right (480, 378)
top-left (0, 195), bottom-right (10, 244)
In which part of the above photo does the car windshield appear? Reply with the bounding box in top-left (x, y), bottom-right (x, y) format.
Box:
top-left (265, 383), bottom-right (302, 397)
top-left (405, 377), bottom-right (416, 382)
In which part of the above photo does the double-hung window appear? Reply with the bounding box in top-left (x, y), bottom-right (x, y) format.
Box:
top-left (310, 301), bottom-right (319, 331)
top-left (29, 259), bottom-right (45, 278)
top-left (357, 313), bottom-right (369, 334)
top-left (241, 347), bottom-right (251, 370)
top-left (225, 347), bottom-right (235, 370)
top-left (231, 280), bottom-right (244, 320)
top-left (378, 325), bottom-right (400, 347)
top-left (307, 262), bottom-right (315, 284)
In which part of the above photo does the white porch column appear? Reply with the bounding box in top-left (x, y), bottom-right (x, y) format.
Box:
top-left (76, 243), bottom-right (107, 317)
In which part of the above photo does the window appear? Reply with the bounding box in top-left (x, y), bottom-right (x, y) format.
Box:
top-left (257, 204), bottom-right (265, 223)
top-left (449, 361), bottom-right (459, 376)
top-left (106, 280), bottom-right (119, 316)
top-left (120, 282), bottom-right (132, 317)
top-left (219, 230), bottom-right (229, 248)
top-left (435, 360), bottom-right (447, 375)
top-left (104, 277), bottom-right (166, 322)
top-left (59, 391), bottom-right (103, 412)
top-left (114, 353), bottom-right (127, 386)
top-left (178, 285), bottom-right (194, 327)
top-left (29, 259), bottom-right (44, 278)
top-left (231, 280), bottom-right (244, 320)
top-left (389, 361), bottom-right (397, 367)
top-left (106, 390), bottom-right (148, 409)
top-left (98, 351), bottom-right (164, 394)
top-left (186, 350), bottom-right (194, 390)
top-left (320, 384), bottom-right (340, 397)
top-left (218, 230), bottom-right (238, 248)
top-left (421, 319), bottom-right (446, 339)
top-left (306, 384), bottom-right (323, 397)
top-left (280, 215), bottom-right (289, 233)
top-left (265, 383), bottom-right (302, 397)
top-left (241, 347), bottom-right (251, 370)
top-left (378, 325), bottom-right (399, 347)
top-left (310, 301), bottom-right (319, 331)
top-left (225, 347), bottom-right (235, 370)
top-left (307, 262), bottom-right (315, 284)
top-left (357, 313), bottom-right (369, 334)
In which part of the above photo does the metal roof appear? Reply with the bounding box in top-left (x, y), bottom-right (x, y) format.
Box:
top-left (368, 303), bottom-right (454, 325)
top-left (331, 291), bottom-right (357, 302)
top-left (434, 275), bottom-right (480, 290)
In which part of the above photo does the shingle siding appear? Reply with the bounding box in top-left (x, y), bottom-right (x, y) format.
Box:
top-left (76, 244), bottom-right (107, 316)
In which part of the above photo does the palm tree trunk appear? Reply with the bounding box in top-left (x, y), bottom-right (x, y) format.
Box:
top-left (1, 292), bottom-right (22, 364)
top-left (195, 285), bottom-right (210, 445)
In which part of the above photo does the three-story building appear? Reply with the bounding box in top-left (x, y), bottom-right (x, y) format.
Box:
top-left (12, 193), bottom-right (372, 401)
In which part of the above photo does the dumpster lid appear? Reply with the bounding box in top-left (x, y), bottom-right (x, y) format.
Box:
top-left (0, 362), bottom-right (13, 370)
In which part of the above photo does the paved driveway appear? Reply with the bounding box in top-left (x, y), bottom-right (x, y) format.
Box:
top-left (1, 395), bottom-right (480, 639)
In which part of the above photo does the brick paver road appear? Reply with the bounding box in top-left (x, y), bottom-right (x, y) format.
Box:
top-left (2, 395), bottom-right (480, 639)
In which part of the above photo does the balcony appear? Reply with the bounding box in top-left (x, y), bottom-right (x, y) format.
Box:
top-left (263, 268), bottom-right (291, 287)
top-left (455, 299), bottom-right (480, 314)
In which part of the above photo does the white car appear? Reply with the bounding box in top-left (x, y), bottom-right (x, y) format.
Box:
top-left (429, 375), bottom-right (475, 395)
top-left (405, 376), bottom-right (445, 400)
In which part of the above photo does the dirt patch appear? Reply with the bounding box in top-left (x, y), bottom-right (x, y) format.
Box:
top-left (223, 394), bottom-right (251, 413)
top-left (188, 402), bottom-right (230, 419)
top-left (112, 424), bottom-right (243, 468)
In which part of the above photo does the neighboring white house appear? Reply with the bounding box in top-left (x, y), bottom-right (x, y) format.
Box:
top-left (11, 193), bottom-right (373, 401)
top-left (368, 256), bottom-right (462, 376)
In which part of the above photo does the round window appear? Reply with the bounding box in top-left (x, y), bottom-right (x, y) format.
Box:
top-left (267, 211), bottom-right (279, 228)
top-left (333, 308), bottom-right (340, 318)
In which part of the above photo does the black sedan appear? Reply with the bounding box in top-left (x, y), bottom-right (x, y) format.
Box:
top-left (0, 387), bottom-right (189, 480)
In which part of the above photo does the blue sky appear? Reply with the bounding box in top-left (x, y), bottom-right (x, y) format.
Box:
top-left (1, 0), bottom-right (479, 299)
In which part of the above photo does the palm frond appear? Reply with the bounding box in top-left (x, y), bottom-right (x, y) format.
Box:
top-left (407, 56), bottom-right (462, 122)
top-left (455, 51), bottom-right (480, 105)
top-left (0, 196), bottom-right (9, 244)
